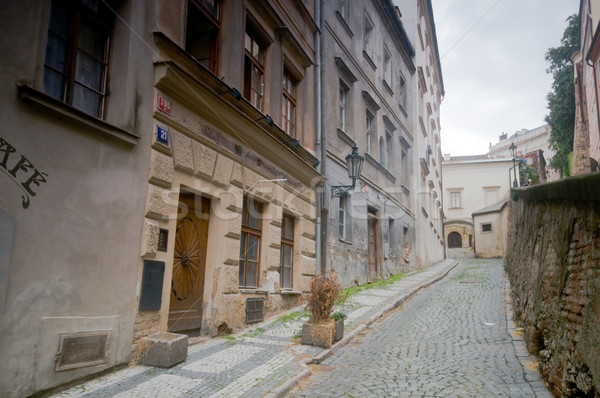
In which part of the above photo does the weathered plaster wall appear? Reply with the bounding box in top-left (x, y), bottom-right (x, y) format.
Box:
top-left (473, 208), bottom-right (508, 258)
top-left (506, 172), bottom-right (600, 397)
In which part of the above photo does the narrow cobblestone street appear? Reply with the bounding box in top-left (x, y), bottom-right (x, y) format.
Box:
top-left (287, 259), bottom-right (552, 397)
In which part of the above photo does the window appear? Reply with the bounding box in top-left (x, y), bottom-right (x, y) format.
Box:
top-left (282, 70), bottom-right (297, 137)
top-left (43, 0), bottom-right (113, 118)
top-left (239, 198), bottom-right (263, 288)
top-left (400, 76), bottom-right (407, 110)
top-left (363, 14), bottom-right (374, 59)
top-left (450, 192), bottom-right (461, 209)
top-left (383, 47), bottom-right (392, 86)
top-left (244, 27), bottom-right (265, 111)
top-left (482, 223), bottom-right (492, 232)
top-left (366, 110), bottom-right (375, 154)
top-left (338, 195), bottom-right (352, 241)
top-left (280, 215), bottom-right (294, 289)
top-left (338, 0), bottom-right (349, 20)
top-left (339, 80), bottom-right (349, 131)
top-left (185, 0), bottom-right (220, 73)
top-left (385, 131), bottom-right (392, 170)
top-left (400, 139), bottom-right (410, 187)
top-left (379, 137), bottom-right (386, 168)
top-left (339, 196), bottom-right (346, 239)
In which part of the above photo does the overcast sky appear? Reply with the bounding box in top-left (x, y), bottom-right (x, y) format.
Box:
top-left (430, 0), bottom-right (579, 156)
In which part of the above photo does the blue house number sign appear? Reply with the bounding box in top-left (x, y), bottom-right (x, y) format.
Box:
top-left (157, 126), bottom-right (169, 145)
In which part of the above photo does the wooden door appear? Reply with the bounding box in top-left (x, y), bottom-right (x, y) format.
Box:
top-left (367, 208), bottom-right (379, 281)
top-left (448, 231), bottom-right (462, 248)
top-left (168, 193), bottom-right (210, 332)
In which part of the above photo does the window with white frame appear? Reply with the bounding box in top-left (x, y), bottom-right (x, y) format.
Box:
top-left (450, 191), bottom-right (461, 209)
top-left (337, 0), bottom-right (349, 20)
top-left (366, 109), bottom-right (375, 154)
top-left (280, 214), bottom-right (294, 289)
top-left (339, 196), bottom-right (347, 240)
top-left (282, 69), bottom-right (297, 137)
top-left (383, 47), bottom-right (392, 86)
top-left (339, 80), bottom-right (349, 131)
top-left (385, 131), bottom-right (392, 171)
top-left (363, 14), bottom-right (374, 59)
top-left (244, 25), bottom-right (265, 111)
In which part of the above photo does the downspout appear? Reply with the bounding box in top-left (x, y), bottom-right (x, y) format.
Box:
top-left (317, 0), bottom-right (327, 274)
top-left (314, 0), bottom-right (325, 274)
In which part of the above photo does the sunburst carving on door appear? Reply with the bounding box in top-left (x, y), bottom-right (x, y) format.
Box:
top-left (172, 217), bottom-right (200, 301)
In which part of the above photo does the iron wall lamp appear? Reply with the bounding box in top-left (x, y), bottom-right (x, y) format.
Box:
top-left (331, 145), bottom-right (364, 196)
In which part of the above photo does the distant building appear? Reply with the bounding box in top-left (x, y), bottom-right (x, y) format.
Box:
top-left (442, 155), bottom-right (516, 254)
top-left (398, 0), bottom-right (446, 268)
top-left (488, 125), bottom-right (559, 183)
top-left (472, 198), bottom-right (510, 258)
top-left (572, 0), bottom-right (600, 174)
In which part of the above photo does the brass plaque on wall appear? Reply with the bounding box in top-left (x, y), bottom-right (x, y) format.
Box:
top-left (55, 330), bottom-right (110, 371)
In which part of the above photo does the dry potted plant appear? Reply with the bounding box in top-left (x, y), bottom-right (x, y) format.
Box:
top-left (301, 271), bottom-right (343, 348)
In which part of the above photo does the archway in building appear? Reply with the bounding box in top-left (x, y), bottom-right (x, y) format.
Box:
top-left (448, 231), bottom-right (462, 248)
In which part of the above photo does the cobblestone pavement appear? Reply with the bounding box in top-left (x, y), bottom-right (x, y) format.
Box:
top-left (287, 259), bottom-right (552, 398)
top-left (48, 259), bottom-right (458, 398)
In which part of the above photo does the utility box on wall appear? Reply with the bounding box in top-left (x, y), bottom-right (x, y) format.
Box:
top-left (139, 260), bottom-right (165, 311)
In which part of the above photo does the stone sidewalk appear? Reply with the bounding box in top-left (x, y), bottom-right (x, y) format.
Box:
top-left (49, 259), bottom-right (458, 398)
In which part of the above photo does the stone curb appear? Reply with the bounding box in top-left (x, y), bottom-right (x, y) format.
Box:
top-left (504, 278), bottom-right (552, 396)
top-left (266, 260), bottom-right (459, 398)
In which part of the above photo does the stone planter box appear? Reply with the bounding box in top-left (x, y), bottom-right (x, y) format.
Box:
top-left (301, 318), bottom-right (344, 348)
top-left (139, 332), bottom-right (188, 368)
top-left (334, 318), bottom-right (344, 342)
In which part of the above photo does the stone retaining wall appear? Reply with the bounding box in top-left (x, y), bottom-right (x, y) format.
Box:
top-left (506, 172), bottom-right (600, 397)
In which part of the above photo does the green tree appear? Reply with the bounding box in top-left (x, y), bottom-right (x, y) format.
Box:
top-left (545, 14), bottom-right (579, 178)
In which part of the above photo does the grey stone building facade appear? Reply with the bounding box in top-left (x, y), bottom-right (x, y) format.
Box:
top-left (317, 0), bottom-right (418, 287)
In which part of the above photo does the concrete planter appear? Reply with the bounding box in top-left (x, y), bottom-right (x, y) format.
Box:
top-left (139, 332), bottom-right (188, 368)
top-left (334, 318), bottom-right (344, 342)
top-left (302, 318), bottom-right (344, 348)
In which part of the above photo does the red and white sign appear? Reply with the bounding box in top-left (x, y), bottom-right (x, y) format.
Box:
top-left (157, 93), bottom-right (172, 115)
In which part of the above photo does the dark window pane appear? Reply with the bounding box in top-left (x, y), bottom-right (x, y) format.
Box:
top-left (283, 216), bottom-right (293, 240)
top-left (247, 235), bottom-right (259, 261)
top-left (239, 259), bottom-right (244, 286)
top-left (239, 233), bottom-right (246, 259)
top-left (75, 51), bottom-right (104, 91)
top-left (78, 20), bottom-right (107, 60)
top-left (283, 266), bottom-right (291, 289)
top-left (48, 3), bottom-right (70, 38)
top-left (45, 33), bottom-right (68, 73)
top-left (43, 68), bottom-right (65, 100)
top-left (246, 261), bottom-right (258, 287)
top-left (283, 245), bottom-right (292, 266)
top-left (248, 202), bottom-right (261, 230)
top-left (72, 84), bottom-right (100, 116)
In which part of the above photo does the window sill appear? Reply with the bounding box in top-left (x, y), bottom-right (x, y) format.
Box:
top-left (337, 128), bottom-right (356, 147)
top-left (335, 11), bottom-right (353, 37)
top-left (399, 104), bottom-right (408, 118)
top-left (363, 51), bottom-right (377, 71)
top-left (240, 288), bottom-right (269, 295)
top-left (383, 80), bottom-right (394, 96)
top-left (401, 184), bottom-right (410, 195)
top-left (280, 290), bottom-right (302, 296)
top-left (18, 84), bottom-right (140, 146)
top-left (339, 238), bottom-right (353, 245)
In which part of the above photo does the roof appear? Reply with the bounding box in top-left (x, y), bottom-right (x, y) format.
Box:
top-left (471, 197), bottom-right (510, 217)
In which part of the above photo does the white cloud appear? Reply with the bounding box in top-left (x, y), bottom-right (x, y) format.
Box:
top-left (431, 0), bottom-right (578, 156)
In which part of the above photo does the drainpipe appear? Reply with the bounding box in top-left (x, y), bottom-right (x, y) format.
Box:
top-left (315, 0), bottom-right (326, 274)
top-left (317, 0), bottom-right (327, 274)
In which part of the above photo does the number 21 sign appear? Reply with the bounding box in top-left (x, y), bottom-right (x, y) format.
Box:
top-left (157, 126), bottom-right (169, 146)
